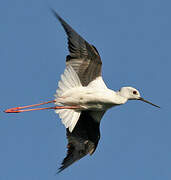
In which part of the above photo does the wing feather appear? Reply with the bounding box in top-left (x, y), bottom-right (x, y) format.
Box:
top-left (52, 10), bottom-right (102, 86)
top-left (58, 111), bottom-right (105, 173)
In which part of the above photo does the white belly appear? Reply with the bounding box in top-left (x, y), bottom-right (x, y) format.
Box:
top-left (56, 87), bottom-right (125, 111)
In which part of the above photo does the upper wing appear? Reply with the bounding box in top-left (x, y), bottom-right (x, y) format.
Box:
top-left (58, 111), bottom-right (105, 173)
top-left (52, 10), bottom-right (102, 86)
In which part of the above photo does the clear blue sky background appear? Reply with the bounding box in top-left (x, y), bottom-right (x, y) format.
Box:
top-left (0, 0), bottom-right (170, 179)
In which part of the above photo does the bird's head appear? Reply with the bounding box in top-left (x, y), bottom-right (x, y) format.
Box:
top-left (118, 86), bottom-right (160, 108)
top-left (119, 87), bottom-right (141, 100)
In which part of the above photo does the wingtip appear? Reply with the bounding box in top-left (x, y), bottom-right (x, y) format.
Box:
top-left (50, 8), bottom-right (58, 18)
top-left (50, 8), bottom-right (62, 22)
top-left (57, 162), bottom-right (69, 174)
top-left (57, 159), bottom-right (70, 173)
top-left (57, 167), bottom-right (64, 174)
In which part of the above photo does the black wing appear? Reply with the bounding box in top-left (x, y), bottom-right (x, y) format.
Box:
top-left (52, 10), bottom-right (102, 86)
top-left (58, 111), bottom-right (102, 173)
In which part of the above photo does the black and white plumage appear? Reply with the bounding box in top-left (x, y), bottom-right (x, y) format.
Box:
top-left (4, 10), bottom-right (160, 173)
top-left (51, 10), bottom-right (160, 172)
top-left (58, 111), bottom-right (101, 172)
top-left (52, 10), bottom-right (104, 172)
top-left (52, 10), bottom-right (102, 86)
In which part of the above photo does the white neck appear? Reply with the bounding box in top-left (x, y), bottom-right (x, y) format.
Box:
top-left (114, 91), bottom-right (128, 105)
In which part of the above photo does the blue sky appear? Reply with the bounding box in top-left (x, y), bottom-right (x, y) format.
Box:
top-left (1, 0), bottom-right (171, 179)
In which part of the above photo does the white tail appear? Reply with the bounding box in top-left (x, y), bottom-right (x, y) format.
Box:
top-left (54, 65), bottom-right (82, 132)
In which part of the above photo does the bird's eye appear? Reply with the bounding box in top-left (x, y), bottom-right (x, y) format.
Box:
top-left (133, 91), bottom-right (137, 95)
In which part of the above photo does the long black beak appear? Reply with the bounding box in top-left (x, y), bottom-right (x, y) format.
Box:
top-left (139, 97), bottom-right (160, 108)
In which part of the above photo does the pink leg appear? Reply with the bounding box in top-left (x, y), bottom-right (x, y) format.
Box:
top-left (4, 100), bottom-right (80, 113)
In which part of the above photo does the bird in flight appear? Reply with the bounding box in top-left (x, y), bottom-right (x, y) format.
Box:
top-left (5, 10), bottom-right (160, 172)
